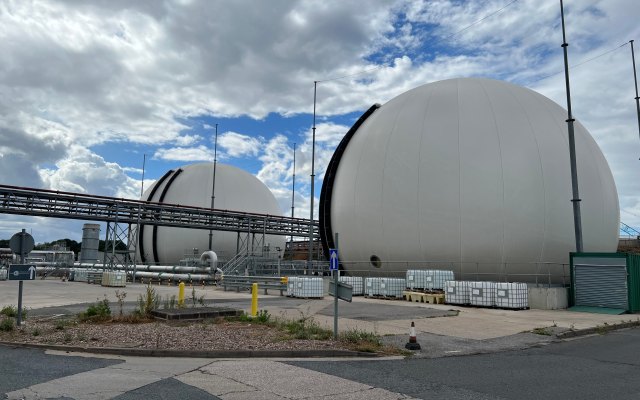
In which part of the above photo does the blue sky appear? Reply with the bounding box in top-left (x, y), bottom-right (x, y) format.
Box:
top-left (0, 0), bottom-right (639, 243)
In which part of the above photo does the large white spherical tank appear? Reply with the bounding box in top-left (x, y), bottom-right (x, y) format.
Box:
top-left (320, 78), bottom-right (619, 282)
top-left (138, 162), bottom-right (285, 265)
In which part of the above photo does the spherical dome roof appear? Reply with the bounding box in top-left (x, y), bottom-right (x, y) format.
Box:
top-left (320, 78), bottom-right (619, 280)
top-left (138, 162), bottom-right (284, 265)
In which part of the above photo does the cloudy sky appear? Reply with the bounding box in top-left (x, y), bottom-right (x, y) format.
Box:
top-left (0, 0), bottom-right (639, 244)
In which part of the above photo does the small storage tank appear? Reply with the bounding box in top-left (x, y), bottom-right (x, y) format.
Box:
top-left (80, 224), bottom-right (100, 263)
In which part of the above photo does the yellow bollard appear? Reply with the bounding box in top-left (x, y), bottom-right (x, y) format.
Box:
top-left (251, 283), bottom-right (258, 317)
top-left (178, 281), bottom-right (185, 306)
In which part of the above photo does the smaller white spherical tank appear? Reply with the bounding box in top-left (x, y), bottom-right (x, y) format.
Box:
top-left (138, 162), bottom-right (285, 265)
top-left (319, 78), bottom-right (619, 282)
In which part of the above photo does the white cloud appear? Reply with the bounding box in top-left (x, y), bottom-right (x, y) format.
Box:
top-left (39, 145), bottom-right (141, 199)
top-left (153, 145), bottom-right (213, 162)
top-left (218, 132), bottom-right (262, 158)
top-left (174, 134), bottom-right (202, 146)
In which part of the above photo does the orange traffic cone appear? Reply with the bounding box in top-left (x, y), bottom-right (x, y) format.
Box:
top-left (405, 321), bottom-right (421, 350)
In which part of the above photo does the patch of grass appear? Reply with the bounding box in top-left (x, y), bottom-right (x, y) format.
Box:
top-left (78, 296), bottom-right (111, 322)
top-left (76, 331), bottom-right (88, 342)
top-left (282, 316), bottom-right (333, 340)
top-left (532, 327), bottom-right (553, 336)
top-left (339, 328), bottom-right (383, 353)
top-left (54, 319), bottom-right (72, 331)
top-left (231, 310), bottom-right (274, 325)
top-left (117, 314), bottom-right (152, 324)
top-left (595, 322), bottom-right (612, 335)
top-left (162, 295), bottom-right (177, 310)
top-left (31, 328), bottom-right (41, 337)
top-left (63, 332), bottom-right (73, 343)
top-left (0, 317), bottom-right (14, 332)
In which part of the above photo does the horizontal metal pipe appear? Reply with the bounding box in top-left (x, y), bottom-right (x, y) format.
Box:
top-left (131, 271), bottom-right (215, 281)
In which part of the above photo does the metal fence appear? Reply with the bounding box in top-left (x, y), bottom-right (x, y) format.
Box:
top-left (336, 260), bottom-right (570, 287)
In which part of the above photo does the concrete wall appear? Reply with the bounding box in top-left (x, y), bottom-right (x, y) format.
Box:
top-left (528, 287), bottom-right (568, 310)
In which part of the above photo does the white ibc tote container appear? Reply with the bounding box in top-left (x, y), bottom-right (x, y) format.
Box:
top-left (406, 270), bottom-right (429, 290)
top-left (287, 276), bottom-right (300, 297)
top-left (469, 281), bottom-right (496, 307)
top-left (379, 278), bottom-right (406, 298)
top-left (339, 276), bottom-right (363, 295)
top-left (430, 270), bottom-right (455, 290)
top-left (364, 277), bottom-right (382, 296)
top-left (288, 277), bottom-right (323, 298)
top-left (495, 282), bottom-right (529, 309)
top-left (101, 271), bottom-right (126, 287)
top-left (444, 281), bottom-right (470, 305)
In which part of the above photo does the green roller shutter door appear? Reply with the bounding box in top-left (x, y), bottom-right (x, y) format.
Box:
top-left (574, 263), bottom-right (628, 310)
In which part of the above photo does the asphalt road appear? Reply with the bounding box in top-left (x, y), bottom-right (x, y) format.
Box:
top-left (291, 326), bottom-right (640, 399)
top-left (2, 327), bottom-right (639, 399)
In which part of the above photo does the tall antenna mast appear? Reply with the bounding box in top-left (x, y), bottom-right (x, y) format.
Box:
top-left (308, 82), bottom-right (317, 273)
top-left (208, 123), bottom-right (218, 251)
top-left (291, 142), bottom-right (296, 244)
top-left (291, 142), bottom-right (296, 219)
top-left (560, 0), bottom-right (583, 252)
top-left (630, 40), bottom-right (640, 154)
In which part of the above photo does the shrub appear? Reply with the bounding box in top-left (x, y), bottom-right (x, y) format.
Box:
top-left (0, 305), bottom-right (17, 317)
top-left (0, 305), bottom-right (27, 320)
top-left (79, 297), bottom-right (111, 322)
top-left (0, 318), bottom-right (14, 332)
top-left (135, 284), bottom-right (160, 317)
top-left (256, 309), bottom-right (271, 323)
top-left (114, 290), bottom-right (127, 317)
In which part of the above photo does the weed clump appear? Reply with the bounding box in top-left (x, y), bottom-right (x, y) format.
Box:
top-left (78, 297), bottom-right (111, 322)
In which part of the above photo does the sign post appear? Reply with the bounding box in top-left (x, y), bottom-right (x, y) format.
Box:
top-left (330, 233), bottom-right (339, 339)
top-left (8, 229), bottom-right (35, 327)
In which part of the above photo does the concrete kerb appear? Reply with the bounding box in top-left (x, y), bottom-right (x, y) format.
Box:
top-left (555, 319), bottom-right (640, 339)
top-left (0, 341), bottom-right (380, 359)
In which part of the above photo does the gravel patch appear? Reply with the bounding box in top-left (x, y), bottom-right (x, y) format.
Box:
top-left (0, 316), bottom-right (353, 352)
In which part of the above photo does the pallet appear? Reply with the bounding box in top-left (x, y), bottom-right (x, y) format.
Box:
top-left (364, 294), bottom-right (404, 300)
top-left (403, 291), bottom-right (445, 304)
